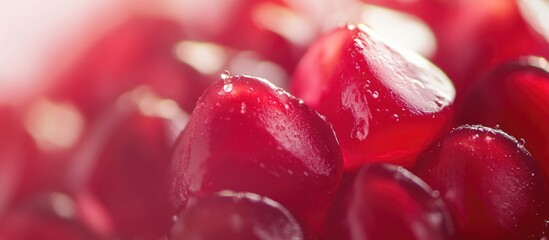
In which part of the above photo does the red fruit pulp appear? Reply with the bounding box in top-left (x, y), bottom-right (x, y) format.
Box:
top-left (291, 24), bottom-right (455, 169)
top-left (170, 74), bottom-right (342, 237)
top-left (171, 191), bottom-right (303, 240)
top-left (414, 125), bottom-right (549, 239)
top-left (459, 56), bottom-right (549, 177)
top-left (325, 164), bottom-right (454, 240)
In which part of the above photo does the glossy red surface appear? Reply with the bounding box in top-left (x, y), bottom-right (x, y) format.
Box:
top-left (413, 125), bottom-right (549, 239)
top-left (291, 24), bottom-right (455, 169)
top-left (360, 0), bottom-right (549, 95)
top-left (459, 57), bottom-right (549, 178)
top-left (2, 1), bottom-right (549, 239)
top-left (171, 191), bottom-right (303, 240)
top-left (325, 164), bottom-right (454, 240)
top-left (170, 74), bottom-right (342, 237)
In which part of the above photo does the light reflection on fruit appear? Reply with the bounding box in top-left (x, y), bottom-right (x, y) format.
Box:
top-left (0, 0), bottom-right (548, 239)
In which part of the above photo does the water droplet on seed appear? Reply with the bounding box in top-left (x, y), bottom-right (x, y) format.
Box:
top-left (240, 102), bottom-right (247, 114)
top-left (223, 83), bottom-right (233, 93)
top-left (221, 70), bottom-right (230, 80)
top-left (392, 114), bottom-right (399, 122)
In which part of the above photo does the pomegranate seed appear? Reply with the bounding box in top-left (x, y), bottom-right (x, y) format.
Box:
top-left (291, 24), bottom-right (455, 169)
top-left (414, 125), bottom-right (549, 239)
top-left (459, 56), bottom-right (549, 177)
top-left (326, 163), bottom-right (454, 240)
top-left (170, 73), bottom-right (342, 237)
top-left (171, 191), bottom-right (303, 240)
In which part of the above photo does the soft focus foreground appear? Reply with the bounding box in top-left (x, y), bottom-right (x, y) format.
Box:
top-left (0, 0), bottom-right (549, 239)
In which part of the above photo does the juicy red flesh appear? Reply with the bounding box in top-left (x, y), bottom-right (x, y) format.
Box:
top-left (326, 164), bottom-right (454, 240)
top-left (414, 125), bottom-right (549, 239)
top-left (171, 191), bottom-right (303, 240)
top-left (459, 57), bottom-right (549, 177)
top-left (170, 74), bottom-right (343, 237)
top-left (291, 24), bottom-right (455, 169)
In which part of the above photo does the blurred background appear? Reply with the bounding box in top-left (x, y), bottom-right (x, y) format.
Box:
top-left (1, 0), bottom-right (548, 105)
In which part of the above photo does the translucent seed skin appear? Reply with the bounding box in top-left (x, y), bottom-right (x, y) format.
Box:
top-left (326, 163), bottom-right (455, 240)
top-left (171, 191), bottom-right (304, 240)
top-left (291, 24), bottom-right (455, 169)
top-left (414, 125), bottom-right (549, 240)
top-left (169, 74), bottom-right (343, 238)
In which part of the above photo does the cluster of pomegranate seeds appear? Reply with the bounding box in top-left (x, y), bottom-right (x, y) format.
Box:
top-left (360, 0), bottom-right (549, 95)
top-left (1, 0), bottom-right (549, 239)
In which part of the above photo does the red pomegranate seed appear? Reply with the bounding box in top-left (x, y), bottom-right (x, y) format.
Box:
top-left (291, 24), bottom-right (455, 169)
top-left (171, 191), bottom-right (303, 240)
top-left (326, 164), bottom-right (454, 240)
top-left (413, 125), bottom-right (549, 239)
top-left (169, 73), bottom-right (342, 237)
top-left (459, 56), bottom-right (549, 177)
